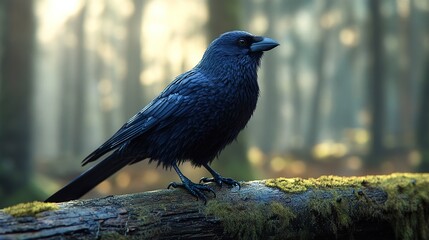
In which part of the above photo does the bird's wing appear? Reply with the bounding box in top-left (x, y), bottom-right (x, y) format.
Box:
top-left (81, 70), bottom-right (202, 165)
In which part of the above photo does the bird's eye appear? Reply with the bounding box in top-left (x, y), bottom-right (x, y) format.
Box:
top-left (238, 38), bottom-right (247, 46)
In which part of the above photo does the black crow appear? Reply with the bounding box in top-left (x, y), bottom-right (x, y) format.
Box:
top-left (46, 31), bottom-right (279, 203)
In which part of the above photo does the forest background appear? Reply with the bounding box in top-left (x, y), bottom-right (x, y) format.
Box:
top-left (0, 0), bottom-right (428, 207)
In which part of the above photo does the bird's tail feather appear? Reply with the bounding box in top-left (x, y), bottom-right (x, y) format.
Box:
top-left (45, 152), bottom-right (130, 203)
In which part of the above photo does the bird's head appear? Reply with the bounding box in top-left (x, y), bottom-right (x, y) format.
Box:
top-left (196, 31), bottom-right (279, 76)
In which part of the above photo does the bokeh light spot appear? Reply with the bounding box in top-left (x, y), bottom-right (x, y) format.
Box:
top-left (247, 147), bottom-right (264, 166)
top-left (346, 156), bottom-right (362, 171)
top-left (270, 156), bottom-right (286, 172)
top-left (116, 172), bottom-right (131, 189)
top-left (96, 181), bottom-right (112, 194)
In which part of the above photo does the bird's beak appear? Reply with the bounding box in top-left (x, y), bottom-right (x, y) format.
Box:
top-left (250, 37), bottom-right (279, 52)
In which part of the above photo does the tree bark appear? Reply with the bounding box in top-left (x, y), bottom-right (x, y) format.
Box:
top-left (1, 173), bottom-right (428, 239)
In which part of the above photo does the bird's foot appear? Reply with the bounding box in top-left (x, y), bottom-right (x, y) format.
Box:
top-left (200, 175), bottom-right (241, 190)
top-left (168, 178), bottom-right (216, 204)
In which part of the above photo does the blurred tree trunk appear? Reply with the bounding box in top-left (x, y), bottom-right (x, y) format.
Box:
top-left (397, 0), bottom-right (413, 147)
top-left (259, 2), bottom-right (280, 153)
top-left (0, 0), bottom-right (35, 206)
top-left (331, 2), bottom-right (356, 142)
top-left (73, 2), bottom-right (88, 156)
top-left (207, 0), bottom-right (254, 180)
top-left (59, 37), bottom-right (74, 157)
top-left (416, 56), bottom-right (429, 172)
top-left (290, 34), bottom-right (303, 150)
top-left (59, 9), bottom-right (81, 158)
top-left (98, 2), bottom-right (119, 139)
top-left (367, 0), bottom-right (385, 168)
top-left (123, 0), bottom-right (144, 119)
top-left (305, 2), bottom-right (330, 150)
top-left (306, 40), bottom-right (326, 150)
top-left (207, 0), bottom-right (240, 41)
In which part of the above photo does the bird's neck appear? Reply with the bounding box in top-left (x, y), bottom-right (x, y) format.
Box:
top-left (196, 54), bottom-right (261, 85)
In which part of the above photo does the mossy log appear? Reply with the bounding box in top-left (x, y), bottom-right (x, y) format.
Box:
top-left (1, 173), bottom-right (428, 239)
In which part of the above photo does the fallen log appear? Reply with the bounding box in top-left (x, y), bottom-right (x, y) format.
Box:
top-left (1, 173), bottom-right (428, 239)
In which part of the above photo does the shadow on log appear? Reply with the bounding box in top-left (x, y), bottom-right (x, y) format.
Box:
top-left (1, 173), bottom-right (428, 239)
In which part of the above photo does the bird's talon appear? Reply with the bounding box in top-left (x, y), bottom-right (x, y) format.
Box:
top-left (167, 182), bottom-right (178, 189)
top-left (199, 177), bottom-right (208, 184)
top-left (167, 180), bottom-right (215, 204)
top-left (200, 175), bottom-right (240, 189)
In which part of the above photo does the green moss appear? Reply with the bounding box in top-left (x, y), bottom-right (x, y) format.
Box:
top-left (306, 191), bottom-right (352, 237)
top-left (266, 202), bottom-right (296, 236)
top-left (205, 200), bottom-right (296, 240)
top-left (379, 173), bottom-right (429, 239)
top-left (265, 177), bottom-right (308, 192)
top-left (265, 173), bottom-right (429, 239)
top-left (99, 231), bottom-right (128, 240)
top-left (2, 201), bottom-right (59, 217)
top-left (132, 203), bottom-right (169, 239)
top-left (264, 175), bottom-right (365, 193)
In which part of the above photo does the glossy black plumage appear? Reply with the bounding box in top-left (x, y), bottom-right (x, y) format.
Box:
top-left (45, 31), bottom-right (278, 203)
